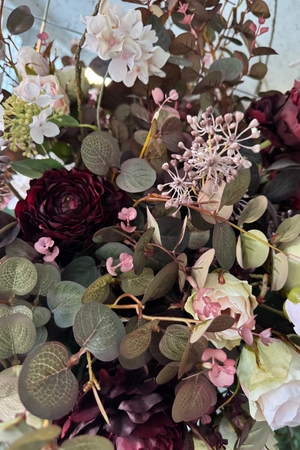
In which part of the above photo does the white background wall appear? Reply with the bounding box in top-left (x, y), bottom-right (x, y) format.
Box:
top-left (2, 0), bottom-right (300, 95)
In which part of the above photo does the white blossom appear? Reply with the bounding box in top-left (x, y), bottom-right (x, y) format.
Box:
top-left (14, 75), bottom-right (63, 108)
top-left (29, 107), bottom-right (60, 144)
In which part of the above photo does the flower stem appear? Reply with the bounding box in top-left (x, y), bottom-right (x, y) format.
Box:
top-left (259, 303), bottom-right (286, 318)
top-left (260, 139), bottom-right (272, 150)
top-left (0, 221), bottom-right (18, 235)
top-left (97, 69), bottom-right (109, 131)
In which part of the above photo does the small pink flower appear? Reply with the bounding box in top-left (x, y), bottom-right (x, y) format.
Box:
top-left (37, 31), bottom-right (49, 41)
top-left (177, 1), bottom-right (189, 14)
top-left (118, 207), bottom-right (137, 234)
top-left (106, 252), bottom-right (134, 276)
top-left (249, 23), bottom-right (257, 33)
top-left (180, 13), bottom-right (194, 26)
top-left (34, 237), bottom-right (59, 262)
top-left (259, 328), bottom-right (279, 346)
top-left (237, 315), bottom-right (257, 347)
top-left (169, 89), bottom-right (179, 101)
top-left (152, 87), bottom-right (164, 105)
top-left (202, 348), bottom-right (236, 388)
top-left (258, 17), bottom-right (266, 25)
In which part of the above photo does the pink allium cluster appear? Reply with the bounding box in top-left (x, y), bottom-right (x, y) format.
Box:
top-left (158, 107), bottom-right (260, 210)
top-left (83, 2), bottom-right (169, 87)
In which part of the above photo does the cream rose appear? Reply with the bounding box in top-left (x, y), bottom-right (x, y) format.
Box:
top-left (14, 75), bottom-right (70, 115)
top-left (237, 338), bottom-right (300, 430)
top-left (279, 236), bottom-right (300, 292)
top-left (185, 271), bottom-right (257, 350)
top-left (56, 66), bottom-right (89, 103)
top-left (17, 47), bottom-right (49, 78)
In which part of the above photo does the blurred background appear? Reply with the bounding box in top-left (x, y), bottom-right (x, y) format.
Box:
top-left (2, 0), bottom-right (300, 95)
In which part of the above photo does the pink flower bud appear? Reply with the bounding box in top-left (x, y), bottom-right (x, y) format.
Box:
top-left (152, 87), bottom-right (164, 105)
top-left (258, 17), bottom-right (266, 24)
top-left (259, 27), bottom-right (269, 35)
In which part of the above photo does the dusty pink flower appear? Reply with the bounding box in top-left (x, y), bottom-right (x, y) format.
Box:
top-left (106, 252), bottom-right (134, 276)
top-left (202, 348), bottom-right (236, 388)
top-left (152, 87), bottom-right (164, 104)
top-left (236, 315), bottom-right (257, 347)
top-left (259, 328), bottom-right (278, 346)
top-left (258, 17), bottom-right (266, 25)
top-left (34, 236), bottom-right (59, 262)
top-left (177, 1), bottom-right (189, 14)
top-left (118, 207), bottom-right (137, 233)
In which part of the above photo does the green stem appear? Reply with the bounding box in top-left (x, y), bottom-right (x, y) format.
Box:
top-left (97, 69), bottom-right (109, 130)
top-left (0, 221), bottom-right (18, 235)
top-left (260, 140), bottom-right (272, 150)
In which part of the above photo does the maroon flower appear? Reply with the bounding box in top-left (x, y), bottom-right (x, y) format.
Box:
top-left (57, 367), bottom-right (186, 450)
top-left (15, 168), bottom-right (128, 255)
top-left (245, 80), bottom-right (300, 151)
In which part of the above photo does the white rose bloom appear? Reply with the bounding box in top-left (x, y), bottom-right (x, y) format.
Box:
top-left (185, 271), bottom-right (257, 350)
top-left (237, 338), bottom-right (300, 430)
top-left (83, 1), bottom-right (169, 87)
top-left (17, 47), bottom-right (49, 79)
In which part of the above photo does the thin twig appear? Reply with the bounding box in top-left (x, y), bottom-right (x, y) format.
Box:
top-left (96, 69), bottom-right (108, 130)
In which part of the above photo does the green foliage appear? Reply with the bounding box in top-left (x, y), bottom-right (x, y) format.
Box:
top-left (9, 425), bottom-right (61, 450)
top-left (61, 256), bottom-right (100, 288)
top-left (0, 314), bottom-right (36, 358)
top-left (119, 319), bottom-right (159, 359)
top-left (73, 302), bottom-right (126, 361)
top-left (11, 159), bottom-right (63, 179)
top-left (81, 131), bottom-right (120, 176)
top-left (47, 281), bottom-right (86, 328)
top-left (142, 261), bottom-right (178, 303)
top-left (60, 435), bottom-right (114, 450)
top-left (120, 267), bottom-right (154, 296)
top-left (0, 257), bottom-right (37, 295)
top-left (116, 159), bottom-right (156, 193)
top-left (18, 342), bottom-right (78, 420)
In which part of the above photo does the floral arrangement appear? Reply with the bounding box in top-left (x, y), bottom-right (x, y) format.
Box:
top-left (0, 0), bottom-right (300, 449)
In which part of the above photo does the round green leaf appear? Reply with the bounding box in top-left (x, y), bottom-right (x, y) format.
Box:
top-left (220, 169), bottom-right (251, 208)
top-left (236, 230), bottom-right (269, 269)
top-left (209, 57), bottom-right (243, 81)
top-left (30, 264), bottom-right (61, 296)
top-left (133, 227), bottom-right (155, 276)
top-left (9, 425), bottom-right (61, 450)
top-left (156, 362), bottom-right (180, 385)
top-left (47, 281), bottom-right (86, 328)
top-left (96, 243), bottom-right (133, 276)
top-left (62, 256), bottom-right (99, 288)
top-left (238, 196), bottom-right (268, 226)
top-left (0, 373), bottom-right (24, 421)
top-left (81, 274), bottom-right (112, 304)
top-left (33, 326), bottom-right (48, 347)
top-left (158, 217), bottom-right (190, 252)
top-left (120, 268), bottom-right (154, 296)
top-left (159, 324), bottom-right (190, 361)
top-left (18, 342), bottom-right (78, 420)
top-left (5, 238), bottom-right (38, 261)
top-left (119, 320), bottom-right (159, 359)
top-left (271, 253), bottom-right (289, 291)
top-left (60, 435), bottom-right (114, 450)
top-left (0, 314), bottom-right (36, 358)
top-left (81, 131), bottom-right (120, 175)
top-left (116, 159), bottom-right (156, 193)
top-left (0, 304), bottom-right (32, 320)
top-left (274, 215), bottom-right (300, 245)
top-left (0, 257), bottom-right (37, 295)
top-left (73, 302), bottom-right (126, 361)
top-left (32, 307), bottom-right (51, 327)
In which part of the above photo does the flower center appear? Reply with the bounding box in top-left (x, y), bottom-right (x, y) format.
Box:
top-left (61, 195), bottom-right (79, 213)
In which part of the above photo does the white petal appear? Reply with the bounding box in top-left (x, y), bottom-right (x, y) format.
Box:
top-left (108, 58), bottom-right (128, 83)
top-left (24, 82), bottom-right (40, 100)
top-left (35, 94), bottom-right (52, 108)
top-left (41, 122), bottom-right (60, 138)
top-left (30, 126), bottom-right (44, 144)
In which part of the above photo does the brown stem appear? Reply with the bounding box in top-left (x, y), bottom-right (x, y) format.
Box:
top-left (0, 221), bottom-right (18, 235)
top-left (187, 422), bottom-right (214, 450)
top-left (0, 1), bottom-right (4, 41)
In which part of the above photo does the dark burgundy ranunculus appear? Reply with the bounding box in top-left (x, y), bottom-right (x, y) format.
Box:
top-left (56, 367), bottom-right (186, 450)
top-left (245, 80), bottom-right (300, 151)
top-left (15, 168), bottom-right (128, 254)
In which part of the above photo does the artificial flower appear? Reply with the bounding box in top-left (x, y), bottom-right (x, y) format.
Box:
top-left (56, 65), bottom-right (89, 103)
top-left (83, 2), bottom-right (169, 87)
top-left (16, 46), bottom-right (49, 78)
top-left (34, 236), bottom-right (59, 262)
top-left (202, 348), bottom-right (236, 387)
top-left (237, 338), bottom-right (300, 430)
top-left (279, 236), bottom-right (300, 292)
top-left (185, 271), bottom-right (257, 350)
top-left (15, 168), bottom-right (128, 259)
top-left (14, 75), bottom-right (70, 114)
top-left (29, 107), bottom-right (60, 144)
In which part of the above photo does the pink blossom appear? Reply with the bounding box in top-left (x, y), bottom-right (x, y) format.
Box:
top-left (260, 27), bottom-right (269, 35)
top-left (152, 87), bottom-right (164, 104)
top-left (249, 23), bottom-right (257, 33)
top-left (118, 207), bottom-right (137, 233)
top-left (106, 252), bottom-right (134, 276)
top-left (193, 288), bottom-right (221, 319)
top-left (37, 32), bottom-right (49, 41)
top-left (202, 348), bottom-right (236, 388)
top-left (177, 1), bottom-right (189, 14)
top-left (34, 237), bottom-right (59, 262)
top-left (259, 328), bottom-right (279, 346)
top-left (236, 315), bottom-right (257, 346)
top-left (258, 17), bottom-right (266, 25)
top-left (180, 13), bottom-right (194, 26)
top-left (169, 89), bottom-right (179, 101)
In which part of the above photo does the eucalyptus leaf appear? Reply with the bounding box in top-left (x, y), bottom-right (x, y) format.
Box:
top-left (274, 215), bottom-right (300, 245)
top-left (172, 375), bottom-right (217, 422)
top-left (47, 281), bottom-right (86, 328)
top-left (49, 114), bottom-right (80, 127)
top-left (238, 196), bottom-right (268, 226)
top-left (7, 5), bottom-right (34, 35)
top-left (0, 314), bottom-right (36, 358)
top-left (143, 261), bottom-right (178, 303)
top-left (119, 349), bottom-right (152, 370)
top-left (116, 159), bottom-right (156, 193)
top-left (73, 302), bottom-right (126, 361)
top-left (120, 268), bottom-right (154, 296)
top-left (220, 169), bottom-right (250, 208)
top-left (61, 256), bottom-right (99, 288)
top-left (159, 324), bottom-right (190, 361)
top-left (168, 56), bottom-right (194, 67)
top-left (0, 418), bottom-right (33, 446)
top-left (0, 257), bottom-right (37, 295)
top-left (209, 57), bottom-right (243, 81)
top-left (5, 238), bottom-right (38, 261)
top-left (0, 212), bottom-right (20, 249)
top-left (81, 131), bottom-right (120, 175)
top-left (32, 307), bottom-right (51, 327)
top-left (156, 362), bottom-right (180, 385)
top-left (271, 253), bottom-right (289, 291)
top-left (96, 243), bottom-right (133, 276)
top-left (236, 230), bottom-right (269, 269)
top-left (158, 216), bottom-right (190, 252)
top-left (9, 425), bottom-right (61, 450)
top-left (31, 264), bottom-right (61, 296)
top-left (60, 435), bottom-right (114, 450)
top-left (213, 222), bottom-right (236, 270)
top-left (81, 274), bottom-right (112, 304)
top-left (33, 326), bottom-right (48, 348)
top-left (133, 228), bottom-right (155, 276)
top-left (119, 320), bottom-right (159, 359)
top-left (187, 222), bottom-right (210, 250)
top-left (0, 374), bottom-right (24, 421)
top-left (18, 342), bottom-right (78, 420)
top-left (178, 337), bottom-right (208, 379)
top-left (146, 14), bottom-right (171, 51)
top-left (191, 249), bottom-right (215, 290)
top-left (238, 420), bottom-right (270, 450)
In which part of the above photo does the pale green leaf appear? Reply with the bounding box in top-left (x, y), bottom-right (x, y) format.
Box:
top-left (0, 257), bottom-right (37, 295)
top-left (236, 230), bottom-right (269, 269)
top-left (47, 281), bottom-right (85, 328)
